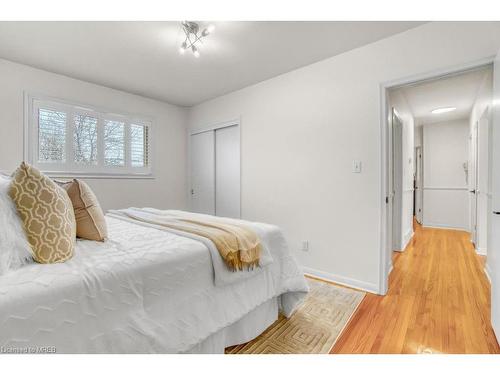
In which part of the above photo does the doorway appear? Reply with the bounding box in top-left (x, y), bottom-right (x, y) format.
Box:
top-left (379, 58), bottom-right (495, 296)
top-left (380, 58), bottom-right (500, 346)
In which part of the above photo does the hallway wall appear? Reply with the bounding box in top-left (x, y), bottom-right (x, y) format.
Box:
top-left (423, 119), bottom-right (470, 230)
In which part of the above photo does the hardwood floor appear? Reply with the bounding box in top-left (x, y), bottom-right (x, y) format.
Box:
top-left (331, 220), bottom-right (500, 354)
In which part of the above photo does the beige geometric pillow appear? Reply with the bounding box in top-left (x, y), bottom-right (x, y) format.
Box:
top-left (9, 162), bottom-right (76, 264)
top-left (57, 179), bottom-right (108, 242)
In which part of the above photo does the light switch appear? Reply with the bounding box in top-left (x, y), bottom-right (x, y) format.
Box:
top-left (352, 160), bottom-right (362, 173)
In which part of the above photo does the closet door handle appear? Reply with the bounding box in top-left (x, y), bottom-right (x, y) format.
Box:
top-left (494, 211), bottom-right (500, 215)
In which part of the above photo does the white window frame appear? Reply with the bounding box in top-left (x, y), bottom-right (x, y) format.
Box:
top-left (24, 92), bottom-right (154, 179)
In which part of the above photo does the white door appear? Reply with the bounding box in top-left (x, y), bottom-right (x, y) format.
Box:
top-left (469, 122), bottom-right (479, 244)
top-left (392, 110), bottom-right (403, 250)
top-left (382, 105), bottom-right (395, 294)
top-left (190, 131), bottom-right (215, 215)
top-left (477, 111), bottom-right (490, 254)
top-left (415, 146), bottom-right (423, 224)
top-left (215, 125), bottom-right (241, 218)
top-left (491, 48), bottom-right (500, 340)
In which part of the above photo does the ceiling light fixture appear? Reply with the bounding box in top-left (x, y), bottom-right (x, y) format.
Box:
top-left (431, 107), bottom-right (456, 114)
top-left (179, 21), bottom-right (214, 57)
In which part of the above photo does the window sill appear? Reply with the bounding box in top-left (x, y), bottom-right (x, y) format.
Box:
top-left (41, 171), bottom-right (155, 180)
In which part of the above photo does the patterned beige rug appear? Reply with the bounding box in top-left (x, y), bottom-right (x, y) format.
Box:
top-left (226, 277), bottom-right (365, 354)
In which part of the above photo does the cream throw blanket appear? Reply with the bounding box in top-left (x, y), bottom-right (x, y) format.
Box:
top-left (110, 208), bottom-right (261, 271)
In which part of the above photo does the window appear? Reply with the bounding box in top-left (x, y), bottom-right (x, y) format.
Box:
top-left (26, 95), bottom-right (152, 177)
top-left (38, 108), bottom-right (66, 163)
top-left (130, 124), bottom-right (148, 167)
top-left (104, 120), bottom-right (125, 166)
top-left (74, 114), bottom-right (98, 166)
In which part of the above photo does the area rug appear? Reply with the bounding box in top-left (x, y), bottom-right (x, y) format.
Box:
top-left (226, 277), bottom-right (365, 354)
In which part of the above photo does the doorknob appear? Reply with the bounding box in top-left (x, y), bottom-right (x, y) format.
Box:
top-left (191, 189), bottom-right (194, 195)
top-left (469, 190), bottom-right (476, 194)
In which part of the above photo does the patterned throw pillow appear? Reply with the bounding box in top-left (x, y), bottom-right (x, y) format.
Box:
top-left (9, 162), bottom-right (76, 263)
top-left (57, 179), bottom-right (108, 241)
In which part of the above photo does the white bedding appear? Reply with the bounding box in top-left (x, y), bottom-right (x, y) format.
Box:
top-left (0, 213), bottom-right (308, 353)
top-left (107, 208), bottom-right (275, 287)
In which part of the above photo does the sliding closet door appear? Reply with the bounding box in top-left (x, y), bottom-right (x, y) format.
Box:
top-left (215, 125), bottom-right (241, 218)
top-left (190, 131), bottom-right (215, 215)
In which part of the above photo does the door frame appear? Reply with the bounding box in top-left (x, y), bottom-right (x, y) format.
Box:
top-left (188, 118), bottom-right (241, 215)
top-left (378, 56), bottom-right (494, 295)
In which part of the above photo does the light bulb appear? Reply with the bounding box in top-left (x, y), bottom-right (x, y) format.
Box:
top-left (202, 24), bottom-right (215, 37)
top-left (179, 41), bottom-right (187, 55)
top-left (192, 45), bottom-right (200, 58)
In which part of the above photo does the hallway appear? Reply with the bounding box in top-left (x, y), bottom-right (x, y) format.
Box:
top-left (332, 222), bottom-right (500, 353)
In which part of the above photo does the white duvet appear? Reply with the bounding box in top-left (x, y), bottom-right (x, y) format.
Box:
top-left (107, 208), bottom-right (276, 287)
top-left (0, 212), bottom-right (308, 353)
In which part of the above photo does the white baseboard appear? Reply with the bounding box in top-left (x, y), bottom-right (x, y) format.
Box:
top-left (476, 246), bottom-right (487, 256)
top-left (303, 266), bottom-right (379, 294)
top-left (422, 222), bottom-right (468, 231)
top-left (484, 263), bottom-right (492, 284)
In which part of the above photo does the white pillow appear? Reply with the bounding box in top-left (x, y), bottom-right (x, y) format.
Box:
top-left (0, 174), bottom-right (33, 275)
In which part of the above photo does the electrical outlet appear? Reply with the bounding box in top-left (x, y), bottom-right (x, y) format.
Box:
top-left (301, 241), bottom-right (309, 252)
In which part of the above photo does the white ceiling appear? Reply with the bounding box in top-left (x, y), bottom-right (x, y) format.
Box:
top-left (0, 21), bottom-right (424, 106)
top-left (396, 66), bottom-right (492, 126)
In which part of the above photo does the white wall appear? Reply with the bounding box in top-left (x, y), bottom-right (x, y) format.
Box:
top-left (188, 22), bottom-right (500, 293)
top-left (469, 69), bottom-right (493, 257)
top-left (422, 119), bottom-right (470, 230)
top-left (415, 126), bottom-right (423, 147)
top-left (0, 58), bottom-right (188, 211)
top-left (389, 90), bottom-right (415, 251)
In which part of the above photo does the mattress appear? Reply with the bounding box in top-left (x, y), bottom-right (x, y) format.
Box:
top-left (0, 214), bottom-right (308, 353)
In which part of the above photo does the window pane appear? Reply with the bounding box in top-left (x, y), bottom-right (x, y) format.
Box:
top-left (104, 120), bottom-right (125, 166)
top-left (131, 124), bottom-right (149, 167)
top-left (74, 114), bottom-right (98, 165)
top-left (38, 108), bottom-right (66, 163)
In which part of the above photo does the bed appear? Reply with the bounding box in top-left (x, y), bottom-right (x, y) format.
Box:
top-left (0, 209), bottom-right (308, 353)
